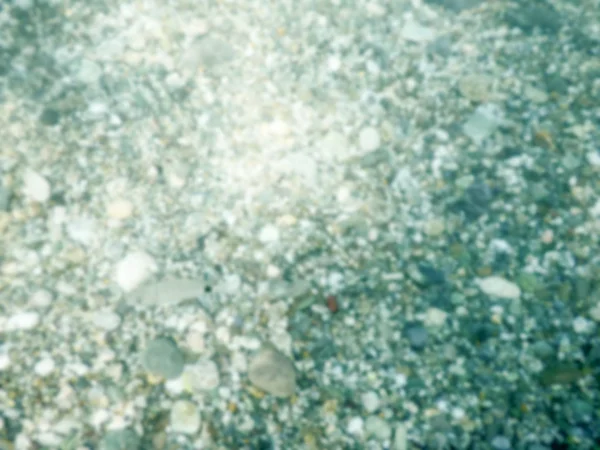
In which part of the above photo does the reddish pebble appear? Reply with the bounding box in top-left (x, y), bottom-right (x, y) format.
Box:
top-left (326, 295), bottom-right (338, 313)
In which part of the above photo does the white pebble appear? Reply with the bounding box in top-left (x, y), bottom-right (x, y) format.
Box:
top-left (424, 307), bottom-right (447, 327)
top-left (248, 346), bottom-right (296, 398)
top-left (91, 310), bottom-right (121, 331)
top-left (23, 169), bottom-right (51, 203)
top-left (327, 55), bottom-right (341, 72)
top-left (361, 391), bottom-right (381, 413)
top-left (106, 199), bottom-right (133, 219)
top-left (365, 415), bottom-right (392, 441)
top-left (185, 329), bottom-right (206, 353)
top-left (114, 251), bottom-right (157, 292)
top-left (358, 126), bottom-right (381, 152)
top-left (66, 218), bottom-right (97, 246)
top-left (182, 359), bottom-right (220, 393)
top-left (258, 224), bottom-right (280, 244)
top-left (475, 276), bottom-right (521, 300)
top-left (573, 316), bottom-right (595, 334)
top-left (347, 416), bottom-right (364, 437)
top-left (34, 357), bottom-right (55, 376)
top-left (29, 289), bottom-right (53, 308)
top-left (7, 311), bottom-right (40, 331)
top-left (170, 400), bottom-right (201, 434)
top-left (0, 353), bottom-right (11, 371)
top-left (590, 302), bottom-right (600, 322)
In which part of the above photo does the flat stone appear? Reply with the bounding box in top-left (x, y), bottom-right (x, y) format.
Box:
top-left (248, 345), bottom-right (296, 398)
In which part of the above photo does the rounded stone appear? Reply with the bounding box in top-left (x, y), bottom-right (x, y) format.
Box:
top-left (141, 337), bottom-right (185, 379)
top-left (358, 126), bottom-right (381, 152)
top-left (99, 428), bottom-right (140, 450)
top-left (248, 346), bottom-right (296, 398)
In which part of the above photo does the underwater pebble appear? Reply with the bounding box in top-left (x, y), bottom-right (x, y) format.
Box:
top-left (22, 169), bottom-right (51, 203)
top-left (6, 311), bottom-right (40, 331)
top-left (182, 359), bottom-right (220, 393)
top-left (475, 276), bottom-right (521, 299)
top-left (170, 400), bottom-right (201, 434)
top-left (140, 337), bottom-right (185, 379)
top-left (114, 251), bottom-right (157, 292)
top-left (358, 126), bottom-right (381, 153)
top-left (248, 345), bottom-right (296, 397)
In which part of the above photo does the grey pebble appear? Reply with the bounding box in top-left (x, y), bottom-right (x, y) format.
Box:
top-left (99, 428), bottom-right (140, 450)
top-left (405, 323), bottom-right (428, 350)
top-left (491, 435), bottom-right (511, 450)
top-left (140, 337), bottom-right (185, 379)
top-left (0, 185), bottom-right (12, 211)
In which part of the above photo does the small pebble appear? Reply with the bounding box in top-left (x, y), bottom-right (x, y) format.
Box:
top-left (491, 435), bottom-right (511, 450)
top-left (361, 391), bottom-right (381, 413)
top-left (22, 169), bottom-right (51, 203)
top-left (99, 428), bottom-right (140, 450)
top-left (91, 310), bottom-right (122, 331)
top-left (248, 345), bottom-right (296, 397)
top-left (573, 316), bottom-right (595, 334)
top-left (6, 311), bottom-right (40, 331)
top-left (365, 415), bottom-right (392, 441)
top-left (34, 357), bottom-right (55, 376)
top-left (106, 199), bottom-right (134, 219)
top-left (39, 107), bottom-right (60, 126)
top-left (170, 400), bottom-right (201, 435)
top-left (258, 224), bottom-right (280, 244)
top-left (405, 323), bottom-right (428, 350)
top-left (424, 307), bottom-right (447, 327)
top-left (358, 126), bottom-right (381, 153)
top-left (114, 251), bottom-right (157, 292)
top-left (346, 416), bottom-right (364, 437)
top-left (182, 359), bottom-right (220, 393)
top-left (475, 276), bottom-right (521, 300)
top-left (141, 337), bottom-right (185, 379)
top-left (0, 354), bottom-right (11, 371)
top-left (29, 289), bottom-right (53, 308)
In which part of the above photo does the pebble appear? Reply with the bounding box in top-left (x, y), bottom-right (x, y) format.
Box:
top-left (181, 359), bottom-right (220, 393)
top-left (34, 357), bottom-right (56, 376)
top-left (258, 224), bottom-right (280, 244)
top-left (321, 130), bottom-right (351, 161)
top-left (22, 169), bottom-right (51, 203)
top-left (99, 428), bottom-right (140, 450)
top-left (114, 251), bottom-right (157, 293)
top-left (248, 345), bottom-right (296, 398)
top-left (393, 423), bottom-right (409, 450)
top-left (405, 323), bottom-right (429, 350)
top-left (424, 307), bottom-right (447, 327)
top-left (462, 103), bottom-right (504, 145)
top-left (358, 126), bottom-right (381, 153)
top-left (6, 311), bottom-right (40, 331)
top-left (361, 391), bottom-right (381, 413)
top-left (130, 278), bottom-right (205, 307)
top-left (573, 316), bottom-right (595, 334)
top-left (590, 302), bottom-right (600, 322)
top-left (401, 18), bottom-right (435, 43)
top-left (66, 218), bottom-right (97, 246)
top-left (0, 353), bottom-right (11, 371)
top-left (475, 276), bottom-right (521, 300)
top-left (170, 400), bottom-right (201, 435)
top-left (106, 199), bottom-right (134, 219)
top-left (29, 289), bottom-right (53, 308)
top-left (365, 415), bottom-right (392, 441)
top-left (91, 310), bottom-right (122, 331)
top-left (346, 416), bottom-right (364, 437)
top-left (491, 435), bottom-right (511, 450)
top-left (38, 107), bottom-right (60, 126)
top-left (140, 337), bottom-right (185, 379)
top-left (0, 185), bottom-right (12, 211)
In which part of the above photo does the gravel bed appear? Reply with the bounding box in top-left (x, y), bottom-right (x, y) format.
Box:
top-left (1, 0), bottom-right (599, 449)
